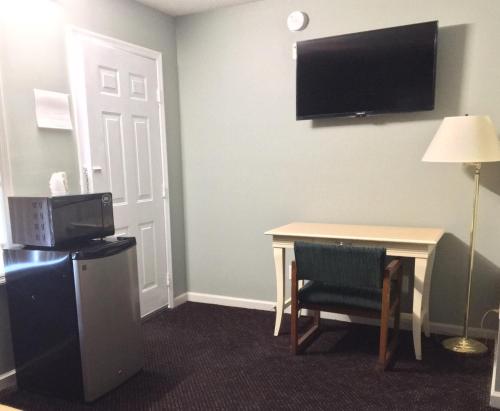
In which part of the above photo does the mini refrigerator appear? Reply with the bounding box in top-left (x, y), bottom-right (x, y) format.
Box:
top-left (4, 237), bottom-right (143, 402)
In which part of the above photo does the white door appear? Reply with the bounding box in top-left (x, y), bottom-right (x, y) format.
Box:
top-left (70, 31), bottom-right (172, 317)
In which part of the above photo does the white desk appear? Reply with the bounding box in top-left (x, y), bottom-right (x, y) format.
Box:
top-left (265, 222), bottom-right (444, 360)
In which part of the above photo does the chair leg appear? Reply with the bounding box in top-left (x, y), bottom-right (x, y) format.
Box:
top-left (379, 265), bottom-right (403, 370)
top-left (296, 311), bottom-right (321, 354)
top-left (291, 263), bottom-right (299, 354)
top-left (298, 280), bottom-right (304, 318)
top-left (291, 262), bottom-right (321, 354)
top-left (378, 276), bottom-right (391, 369)
top-left (314, 309), bottom-right (320, 327)
top-left (291, 308), bottom-right (299, 354)
top-left (378, 313), bottom-right (389, 368)
top-left (385, 268), bottom-right (404, 369)
top-left (394, 271), bottom-right (403, 342)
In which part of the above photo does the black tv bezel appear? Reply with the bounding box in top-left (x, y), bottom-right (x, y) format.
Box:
top-left (295, 21), bottom-right (439, 121)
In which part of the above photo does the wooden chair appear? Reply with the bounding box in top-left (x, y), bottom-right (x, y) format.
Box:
top-left (290, 241), bottom-right (403, 370)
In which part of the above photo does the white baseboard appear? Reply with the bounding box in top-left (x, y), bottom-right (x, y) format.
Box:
top-left (317, 311), bottom-right (496, 339)
top-left (431, 319), bottom-right (496, 340)
top-left (491, 313), bottom-right (500, 408)
top-left (172, 292), bottom-right (188, 308)
top-left (0, 369), bottom-right (16, 393)
top-left (315, 310), bottom-right (412, 329)
top-left (491, 394), bottom-right (500, 409)
top-left (491, 348), bottom-right (500, 408)
top-left (177, 291), bottom-right (497, 339)
top-left (187, 292), bottom-right (275, 312)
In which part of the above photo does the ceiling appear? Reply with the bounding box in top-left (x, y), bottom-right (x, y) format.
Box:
top-left (134, 0), bottom-right (260, 16)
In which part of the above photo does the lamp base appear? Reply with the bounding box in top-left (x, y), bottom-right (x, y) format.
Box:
top-left (442, 337), bottom-right (488, 354)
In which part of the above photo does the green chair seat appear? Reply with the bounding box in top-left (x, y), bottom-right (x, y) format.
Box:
top-left (298, 281), bottom-right (388, 311)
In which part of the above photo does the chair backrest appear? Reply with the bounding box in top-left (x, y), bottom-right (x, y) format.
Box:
top-left (294, 242), bottom-right (386, 290)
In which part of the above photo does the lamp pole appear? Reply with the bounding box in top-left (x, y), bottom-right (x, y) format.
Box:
top-left (422, 115), bottom-right (500, 355)
top-left (442, 163), bottom-right (487, 354)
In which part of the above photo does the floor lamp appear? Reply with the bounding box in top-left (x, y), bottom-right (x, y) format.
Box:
top-left (422, 115), bottom-right (500, 354)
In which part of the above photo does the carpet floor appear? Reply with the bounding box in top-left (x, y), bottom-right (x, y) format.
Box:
top-left (0, 302), bottom-right (496, 410)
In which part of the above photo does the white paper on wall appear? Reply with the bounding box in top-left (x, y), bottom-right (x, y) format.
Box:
top-left (34, 89), bottom-right (73, 130)
top-left (49, 171), bottom-right (69, 196)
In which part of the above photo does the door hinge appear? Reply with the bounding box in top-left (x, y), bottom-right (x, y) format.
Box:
top-left (82, 167), bottom-right (90, 193)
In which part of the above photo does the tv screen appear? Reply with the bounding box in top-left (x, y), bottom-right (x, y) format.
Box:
top-left (296, 21), bottom-right (438, 120)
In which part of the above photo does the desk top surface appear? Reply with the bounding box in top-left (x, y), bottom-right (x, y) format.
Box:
top-left (265, 222), bottom-right (444, 245)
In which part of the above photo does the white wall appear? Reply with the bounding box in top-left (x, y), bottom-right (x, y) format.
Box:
top-left (0, 0), bottom-right (187, 377)
top-left (176, 0), bottom-right (500, 328)
top-left (1, 0), bottom-right (500, 383)
top-left (0, 0), bottom-right (186, 295)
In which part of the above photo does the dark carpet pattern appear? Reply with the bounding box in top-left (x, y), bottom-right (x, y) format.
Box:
top-left (0, 302), bottom-right (496, 410)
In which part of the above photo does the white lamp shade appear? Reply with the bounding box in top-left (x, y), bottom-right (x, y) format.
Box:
top-left (422, 115), bottom-right (500, 163)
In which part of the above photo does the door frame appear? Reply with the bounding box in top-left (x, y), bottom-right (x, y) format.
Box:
top-left (66, 26), bottom-right (175, 309)
top-left (0, 49), bottom-right (13, 283)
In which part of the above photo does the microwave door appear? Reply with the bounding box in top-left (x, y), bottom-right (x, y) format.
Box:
top-left (52, 198), bottom-right (105, 244)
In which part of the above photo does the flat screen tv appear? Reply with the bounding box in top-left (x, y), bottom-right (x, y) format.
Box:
top-left (296, 21), bottom-right (438, 120)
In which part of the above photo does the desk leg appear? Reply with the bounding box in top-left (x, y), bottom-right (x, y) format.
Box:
top-left (422, 249), bottom-right (436, 337)
top-left (273, 247), bottom-right (285, 336)
top-left (413, 257), bottom-right (428, 360)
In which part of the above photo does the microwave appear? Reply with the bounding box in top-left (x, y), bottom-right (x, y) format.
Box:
top-left (8, 193), bottom-right (114, 247)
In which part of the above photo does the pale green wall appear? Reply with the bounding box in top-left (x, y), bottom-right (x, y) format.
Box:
top-left (176, 0), bottom-right (500, 328)
top-left (0, 0), bottom-right (186, 375)
top-left (0, 1), bottom-right (77, 194)
top-left (0, 0), bottom-right (187, 294)
top-left (1, 0), bottom-right (500, 380)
